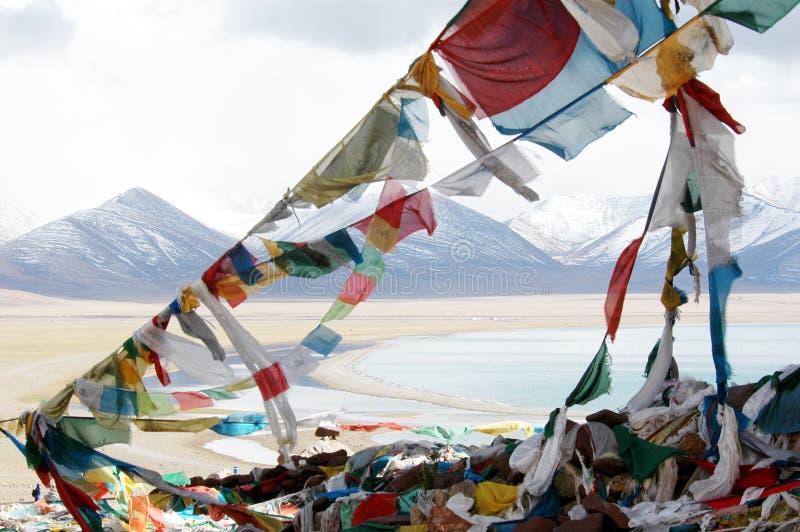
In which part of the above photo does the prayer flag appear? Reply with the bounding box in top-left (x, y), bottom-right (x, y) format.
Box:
top-left (253, 363), bottom-right (290, 402)
top-left (433, 0), bottom-right (674, 133)
top-left (352, 181), bottom-right (436, 253)
top-left (520, 87), bottom-right (632, 160)
top-left (301, 324), bottom-right (342, 356)
top-left (661, 228), bottom-right (691, 311)
top-left (704, 0), bottom-right (800, 33)
top-left (172, 392), bottom-right (213, 411)
top-left (604, 237), bottom-right (643, 341)
top-left (708, 260), bottom-right (742, 391)
top-left (202, 242), bottom-right (260, 306)
top-left (565, 340), bottom-right (612, 407)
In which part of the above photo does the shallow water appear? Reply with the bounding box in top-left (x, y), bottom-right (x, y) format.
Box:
top-left (354, 323), bottom-right (798, 413)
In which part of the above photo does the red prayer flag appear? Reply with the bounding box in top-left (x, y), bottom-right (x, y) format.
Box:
top-left (253, 363), bottom-right (290, 401)
top-left (172, 391), bottom-right (213, 411)
top-left (604, 237), bottom-right (643, 341)
top-left (351, 493), bottom-right (398, 527)
top-left (338, 272), bottom-right (376, 306)
top-left (352, 184), bottom-right (437, 250)
top-left (433, 0), bottom-right (580, 117)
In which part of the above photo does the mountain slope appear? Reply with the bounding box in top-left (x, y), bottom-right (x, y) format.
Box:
top-left (750, 176), bottom-right (800, 211)
top-left (263, 193), bottom-right (570, 297)
top-left (0, 199), bottom-right (49, 242)
top-left (0, 188), bottom-right (235, 299)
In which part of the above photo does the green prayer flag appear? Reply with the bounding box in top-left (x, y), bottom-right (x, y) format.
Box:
top-left (58, 417), bottom-right (131, 448)
top-left (354, 244), bottom-right (385, 281)
top-left (643, 339), bottom-right (661, 377)
top-left (543, 408), bottom-right (560, 439)
top-left (138, 392), bottom-right (176, 417)
top-left (161, 471), bottom-right (190, 486)
top-left (322, 299), bottom-right (356, 322)
top-left (202, 387), bottom-right (238, 401)
top-left (613, 425), bottom-right (682, 481)
top-left (133, 417), bottom-right (219, 433)
top-left (565, 340), bottom-right (612, 407)
top-left (705, 0), bottom-right (800, 33)
top-left (412, 425), bottom-right (472, 442)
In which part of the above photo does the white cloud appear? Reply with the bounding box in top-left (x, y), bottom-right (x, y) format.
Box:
top-left (0, 0), bottom-right (73, 57)
top-left (225, 0), bottom-right (462, 53)
top-left (0, 1), bottom-right (797, 232)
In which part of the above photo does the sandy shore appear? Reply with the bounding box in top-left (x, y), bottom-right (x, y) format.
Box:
top-left (0, 289), bottom-right (798, 502)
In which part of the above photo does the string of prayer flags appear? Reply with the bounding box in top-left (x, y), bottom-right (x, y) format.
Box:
top-left (322, 182), bottom-right (436, 322)
top-left (209, 229), bottom-right (363, 308)
top-left (132, 418), bottom-right (220, 433)
top-left (210, 413), bottom-right (268, 437)
top-left (560, 0), bottom-right (641, 63)
top-left (432, 99), bottom-right (540, 199)
top-left (264, 229), bottom-right (363, 277)
top-left (431, 0), bottom-right (674, 134)
top-left (58, 417), bottom-right (131, 449)
top-left (709, 260), bottom-right (742, 397)
top-left (191, 280), bottom-right (297, 461)
top-left (321, 246), bottom-right (385, 322)
top-left (292, 92), bottom-right (429, 208)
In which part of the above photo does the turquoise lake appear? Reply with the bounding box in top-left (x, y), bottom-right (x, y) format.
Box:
top-left (353, 323), bottom-right (798, 412)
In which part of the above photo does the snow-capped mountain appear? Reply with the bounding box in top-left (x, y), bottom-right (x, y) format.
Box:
top-left (507, 180), bottom-right (800, 289)
top-left (506, 194), bottom-right (650, 263)
top-left (256, 192), bottom-right (572, 298)
top-left (2, 179), bottom-right (798, 301)
top-left (0, 200), bottom-right (49, 242)
top-left (0, 188), bottom-right (235, 299)
top-left (750, 176), bottom-right (800, 211)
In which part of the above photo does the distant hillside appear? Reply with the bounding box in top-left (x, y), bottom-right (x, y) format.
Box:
top-left (0, 199), bottom-right (48, 242)
top-left (259, 193), bottom-right (575, 298)
top-left (0, 188), bottom-right (235, 299)
top-left (1, 178), bottom-right (798, 301)
top-left (507, 177), bottom-right (800, 291)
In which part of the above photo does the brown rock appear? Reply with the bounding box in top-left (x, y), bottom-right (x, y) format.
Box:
top-left (582, 493), bottom-right (630, 530)
top-left (315, 426), bottom-right (340, 439)
top-left (305, 449), bottom-right (348, 467)
top-left (676, 433), bottom-right (706, 458)
top-left (431, 489), bottom-right (449, 507)
top-left (410, 505), bottom-right (427, 526)
top-left (448, 480), bottom-right (477, 499)
top-left (385, 464), bottom-right (422, 493)
top-left (586, 409), bottom-right (629, 427)
top-left (433, 469), bottom-right (465, 490)
top-left (493, 453), bottom-right (513, 480)
top-left (591, 454), bottom-right (628, 477)
top-left (553, 463), bottom-right (581, 499)
top-left (428, 505), bottom-right (472, 532)
top-left (606, 474), bottom-right (632, 502)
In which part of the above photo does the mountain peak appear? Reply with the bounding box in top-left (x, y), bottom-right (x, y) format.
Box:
top-left (101, 187), bottom-right (172, 211)
top-left (0, 188), bottom-right (235, 299)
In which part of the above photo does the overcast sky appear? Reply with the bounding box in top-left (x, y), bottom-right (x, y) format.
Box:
top-left (0, 0), bottom-right (798, 234)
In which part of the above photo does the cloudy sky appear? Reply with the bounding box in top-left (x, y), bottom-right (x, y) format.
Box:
top-left (0, 0), bottom-right (798, 234)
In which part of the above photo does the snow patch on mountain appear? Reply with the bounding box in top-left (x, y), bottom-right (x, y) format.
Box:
top-left (0, 188), bottom-right (235, 299)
